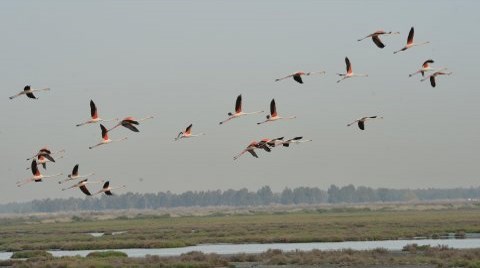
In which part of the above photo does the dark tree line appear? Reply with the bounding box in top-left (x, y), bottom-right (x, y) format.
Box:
top-left (0, 185), bottom-right (479, 213)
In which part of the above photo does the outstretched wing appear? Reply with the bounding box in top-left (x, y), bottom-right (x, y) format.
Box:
top-left (100, 124), bottom-right (109, 140)
top-left (26, 92), bottom-right (37, 99)
top-left (185, 124), bottom-right (192, 134)
top-left (270, 99), bottom-right (277, 117)
top-left (345, 57), bottom-right (352, 74)
top-left (423, 59), bottom-right (434, 68)
top-left (247, 150), bottom-right (258, 158)
top-left (105, 190), bottom-right (113, 196)
top-left (235, 95), bottom-right (242, 113)
top-left (122, 123), bottom-right (140, 132)
top-left (79, 185), bottom-right (92, 196)
top-left (90, 100), bottom-right (98, 119)
top-left (430, 76), bottom-right (436, 87)
top-left (72, 164), bottom-right (79, 176)
top-left (103, 181), bottom-right (110, 189)
top-left (372, 36), bottom-right (385, 48)
top-left (407, 27), bottom-right (414, 45)
top-left (43, 154), bottom-right (55, 162)
top-left (358, 121), bottom-right (365, 130)
top-left (31, 160), bottom-right (40, 176)
top-left (293, 74), bottom-right (303, 84)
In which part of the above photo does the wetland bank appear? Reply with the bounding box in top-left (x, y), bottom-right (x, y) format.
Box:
top-left (1, 203), bottom-right (480, 267)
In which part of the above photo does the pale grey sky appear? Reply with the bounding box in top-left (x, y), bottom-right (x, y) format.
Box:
top-left (1, 1), bottom-right (479, 203)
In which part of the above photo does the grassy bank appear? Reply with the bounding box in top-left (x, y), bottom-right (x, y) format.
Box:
top-left (1, 246), bottom-right (480, 268)
top-left (0, 206), bottom-right (479, 251)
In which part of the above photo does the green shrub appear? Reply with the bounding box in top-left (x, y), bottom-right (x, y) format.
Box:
top-left (86, 251), bottom-right (128, 258)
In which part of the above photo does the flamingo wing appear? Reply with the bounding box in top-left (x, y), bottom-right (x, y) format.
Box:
top-left (43, 154), bottom-right (55, 162)
top-left (247, 150), bottom-right (258, 158)
top-left (407, 27), bottom-right (414, 45)
top-left (103, 181), bottom-right (110, 189)
top-left (430, 76), bottom-right (436, 87)
top-left (372, 36), bottom-right (385, 48)
top-left (122, 123), bottom-right (140, 132)
top-left (79, 185), bottom-right (92, 196)
top-left (358, 121), bottom-right (365, 130)
top-left (72, 164), bottom-right (79, 176)
top-left (26, 92), bottom-right (37, 99)
top-left (31, 160), bottom-right (39, 176)
top-left (24, 85), bottom-right (31, 91)
top-left (100, 124), bottom-right (109, 140)
top-left (185, 124), bottom-right (192, 134)
top-left (235, 94), bottom-right (242, 113)
top-left (105, 190), bottom-right (113, 196)
top-left (423, 59), bottom-right (434, 68)
top-left (293, 74), bottom-right (303, 84)
top-left (345, 57), bottom-right (352, 74)
top-left (270, 99), bottom-right (277, 117)
top-left (90, 100), bottom-right (98, 119)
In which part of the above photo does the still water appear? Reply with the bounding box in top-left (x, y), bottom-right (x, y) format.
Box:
top-left (1, 238), bottom-right (479, 260)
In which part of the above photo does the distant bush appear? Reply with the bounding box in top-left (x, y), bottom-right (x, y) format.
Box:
top-left (11, 250), bottom-right (53, 259)
top-left (86, 251), bottom-right (128, 258)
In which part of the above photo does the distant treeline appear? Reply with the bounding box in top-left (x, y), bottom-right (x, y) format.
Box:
top-left (1, 185), bottom-right (479, 213)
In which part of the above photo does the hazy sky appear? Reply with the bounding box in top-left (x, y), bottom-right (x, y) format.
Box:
top-left (1, 1), bottom-right (479, 203)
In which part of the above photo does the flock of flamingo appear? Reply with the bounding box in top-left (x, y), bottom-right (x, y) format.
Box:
top-left (9, 26), bottom-right (451, 197)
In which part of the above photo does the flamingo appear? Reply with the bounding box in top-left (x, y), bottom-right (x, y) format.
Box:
top-left (26, 153), bottom-right (64, 170)
top-left (76, 100), bottom-right (118, 127)
top-left (275, 71), bottom-right (326, 84)
top-left (409, 59), bottom-right (437, 77)
top-left (281, 136), bottom-right (313, 147)
top-left (26, 147), bottom-right (65, 162)
top-left (89, 124), bottom-right (127, 149)
top-left (357, 30), bottom-right (400, 48)
top-left (58, 164), bottom-right (95, 184)
top-left (108, 116), bottom-right (154, 132)
top-left (347, 116), bottom-right (383, 130)
top-left (219, 95), bottom-right (263, 125)
top-left (62, 178), bottom-right (104, 196)
top-left (9, 85), bottom-right (50, 100)
top-left (394, 27), bottom-right (430, 54)
top-left (257, 99), bottom-right (296, 125)
top-left (420, 69), bottom-right (452, 88)
top-left (94, 181), bottom-right (126, 196)
top-left (234, 141), bottom-right (262, 160)
top-left (336, 57), bottom-right (368, 83)
top-left (16, 160), bottom-right (63, 187)
top-left (175, 124), bottom-right (205, 141)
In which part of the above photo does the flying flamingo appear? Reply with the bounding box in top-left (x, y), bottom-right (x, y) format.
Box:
top-left (336, 57), bottom-right (368, 83)
top-left (420, 69), bottom-right (452, 88)
top-left (94, 181), bottom-right (126, 196)
top-left (108, 116), bottom-right (154, 132)
top-left (393, 27), bottom-right (430, 54)
top-left (233, 141), bottom-right (263, 160)
top-left (281, 136), bottom-right (313, 147)
top-left (357, 30), bottom-right (399, 48)
top-left (409, 59), bottom-right (437, 77)
top-left (26, 153), bottom-right (64, 170)
top-left (58, 164), bottom-right (95, 184)
top-left (9, 85), bottom-right (50, 100)
top-left (219, 95), bottom-right (263, 125)
top-left (26, 147), bottom-right (61, 161)
top-left (347, 116), bottom-right (383, 130)
top-left (275, 71), bottom-right (326, 84)
top-left (17, 160), bottom-right (63, 187)
top-left (257, 99), bottom-right (296, 125)
top-left (76, 100), bottom-right (118, 127)
top-left (175, 124), bottom-right (205, 141)
top-left (89, 124), bottom-right (127, 149)
top-left (62, 179), bottom-right (104, 196)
